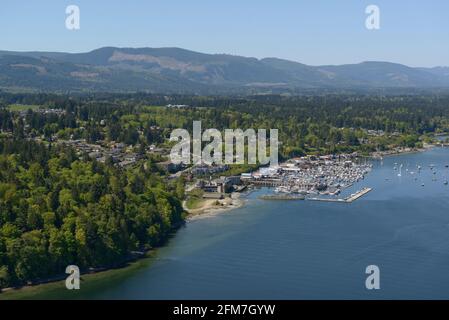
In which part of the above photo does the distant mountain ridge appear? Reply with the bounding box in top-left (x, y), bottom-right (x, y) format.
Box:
top-left (0, 47), bottom-right (448, 93)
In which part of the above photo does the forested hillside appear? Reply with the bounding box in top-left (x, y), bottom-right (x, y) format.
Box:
top-left (0, 138), bottom-right (184, 288)
top-left (1, 47), bottom-right (448, 93)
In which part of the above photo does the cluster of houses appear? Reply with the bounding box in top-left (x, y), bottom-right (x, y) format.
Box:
top-left (18, 108), bottom-right (66, 118)
top-left (190, 164), bottom-right (229, 176)
top-left (166, 104), bottom-right (189, 108)
top-left (59, 139), bottom-right (146, 168)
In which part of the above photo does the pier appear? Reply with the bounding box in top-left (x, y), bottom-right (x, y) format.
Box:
top-left (308, 187), bottom-right (372, 203)
top-left (308, 197), bottom-right (346, 203)
top-left (345, 187), bottom-right (372, 203)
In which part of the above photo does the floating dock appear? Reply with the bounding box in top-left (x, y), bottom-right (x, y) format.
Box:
top-left (308, 187), bottom-right (372, 203)
top-left (259, 194), bottom-right (305, 201)
top-left (308, 197), bottom-right (346, 203)
top-left (345, 187), bottom-right (372, 203)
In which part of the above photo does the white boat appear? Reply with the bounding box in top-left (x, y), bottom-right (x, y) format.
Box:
top-left (397, 164), bottom-right (403, 177)
top-left (275, 186), bottom-right (292, 193)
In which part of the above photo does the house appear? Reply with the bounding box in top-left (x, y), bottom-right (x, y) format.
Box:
top-left (224, 176), bottom-right (241, 185)
top-left (241, 173), bottom-right (253, 180)
top-left (198, 176), bottom-right (235, 194)
top-left (157, 160), bottom-right (184, 173)
top-left (191, 164), bottom-right (229, 176)
top-left (166, 104), bottom-right (189, 108)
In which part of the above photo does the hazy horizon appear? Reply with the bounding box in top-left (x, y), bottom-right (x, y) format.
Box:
top-left (1, 0), bottom-right (448, 68)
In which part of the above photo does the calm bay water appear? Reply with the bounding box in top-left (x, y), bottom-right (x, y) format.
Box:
top-left (45, 148), bottom-right (449, 299)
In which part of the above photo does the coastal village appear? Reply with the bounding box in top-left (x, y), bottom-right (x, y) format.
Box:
top-left (4, 105), bottom-right (441, 215)
top-left (172, 152), bottom-right (375, 215)
top-left (3, 94), bottom-right (449, 297)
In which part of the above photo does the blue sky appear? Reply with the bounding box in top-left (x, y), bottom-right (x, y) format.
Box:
top-left (1, 0), bottom-right (448, 67)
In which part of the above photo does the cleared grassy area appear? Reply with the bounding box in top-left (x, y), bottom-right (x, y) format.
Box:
top-left (7, 104), bottom-right (42, 111)
top-left (185, 189), bottom-right (205, 210)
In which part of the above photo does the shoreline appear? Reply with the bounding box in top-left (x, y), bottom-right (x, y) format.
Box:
top-left (0, 251), bottom-right (157, 300)
top-left (1, 146), bottom-right (440, 298)
top-left (368, 145), bottom-right (435, 159)
top-left (185, 192), bottom-right (246, 222)
top-left (0, 193), bottom-right (248, 299)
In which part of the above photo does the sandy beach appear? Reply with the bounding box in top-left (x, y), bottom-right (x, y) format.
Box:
top-left (185, 193), bottom-right (246, 221)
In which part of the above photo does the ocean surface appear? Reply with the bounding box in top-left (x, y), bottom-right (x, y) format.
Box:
top-left (44, 148), bottom-right (449, 299)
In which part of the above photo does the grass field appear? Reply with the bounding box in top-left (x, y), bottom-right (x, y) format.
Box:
top-left (185, 189), bottom-right (205, 209)
top-left (7, 104), bottom-right (42, 111)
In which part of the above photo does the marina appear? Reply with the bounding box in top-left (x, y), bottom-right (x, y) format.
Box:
top-left (242, 153), bottom-right (372, 198)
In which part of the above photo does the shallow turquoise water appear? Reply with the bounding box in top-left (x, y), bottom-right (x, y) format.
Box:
top-left (81, 148), bottom-right (449, 299)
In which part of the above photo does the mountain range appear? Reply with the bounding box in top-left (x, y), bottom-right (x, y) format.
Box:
top-left (1, 47), bottom-right (448, 94)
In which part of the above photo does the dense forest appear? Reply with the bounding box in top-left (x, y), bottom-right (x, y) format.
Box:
top-left (0, 138), bottom-right (184, 289)
top-left (1, 92), bottom-right (449, 289)
top-left (2, 93), bottom-right (448, 156)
